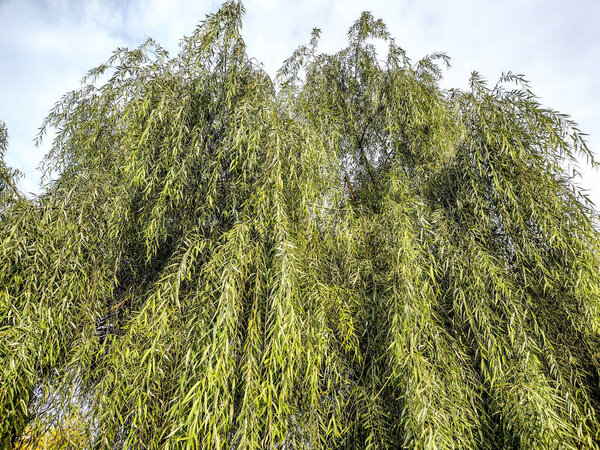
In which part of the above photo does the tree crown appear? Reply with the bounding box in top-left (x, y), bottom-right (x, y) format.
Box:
top-left (2, 2), bottom-right (600, 448)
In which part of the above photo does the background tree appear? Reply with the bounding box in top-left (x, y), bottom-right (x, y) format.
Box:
top-left (0, 121), bottom-right (22, 208)
top-left (2, 2), bottom-right (600, 448)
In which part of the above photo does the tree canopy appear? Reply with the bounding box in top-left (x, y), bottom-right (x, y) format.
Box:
top-left (2, 2), bottom-right (600, 448)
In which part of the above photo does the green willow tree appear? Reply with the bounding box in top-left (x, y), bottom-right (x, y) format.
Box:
top-left (2, 2), bottom-right (600, 448)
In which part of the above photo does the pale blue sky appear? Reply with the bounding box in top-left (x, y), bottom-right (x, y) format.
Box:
top-left (1, 0), bottom-right (599, 206)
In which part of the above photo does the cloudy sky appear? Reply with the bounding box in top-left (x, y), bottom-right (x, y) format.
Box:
top-left (1, 0), bottom-right (599, 206)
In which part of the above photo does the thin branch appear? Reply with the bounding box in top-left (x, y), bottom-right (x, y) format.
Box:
top-left (345, 171), bottom-right (357, 203)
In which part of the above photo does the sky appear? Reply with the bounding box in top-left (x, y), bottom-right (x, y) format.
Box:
top-left (1, 0), bottom-right (599, 206)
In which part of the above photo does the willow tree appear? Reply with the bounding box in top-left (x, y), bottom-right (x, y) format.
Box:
top-left (2, 2), bottom-right (600, 449)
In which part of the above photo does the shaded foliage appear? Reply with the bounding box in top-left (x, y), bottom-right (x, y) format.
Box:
top-left (2, 2), bottom-right (600, 448)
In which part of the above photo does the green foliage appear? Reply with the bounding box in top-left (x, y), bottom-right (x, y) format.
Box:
top-left (0, 121), bottom-right (22, 207)
top-left (2, 2), bottom-right (600, 448)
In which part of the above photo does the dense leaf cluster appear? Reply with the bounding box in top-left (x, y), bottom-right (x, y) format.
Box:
top-left (0, 121), bottom-right (22, 207)
top-left (2, 2), bottom-right (600, 448)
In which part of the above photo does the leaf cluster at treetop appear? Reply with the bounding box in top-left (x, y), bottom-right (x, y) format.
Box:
top-left (2, 2), bottom-right (600, 448)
